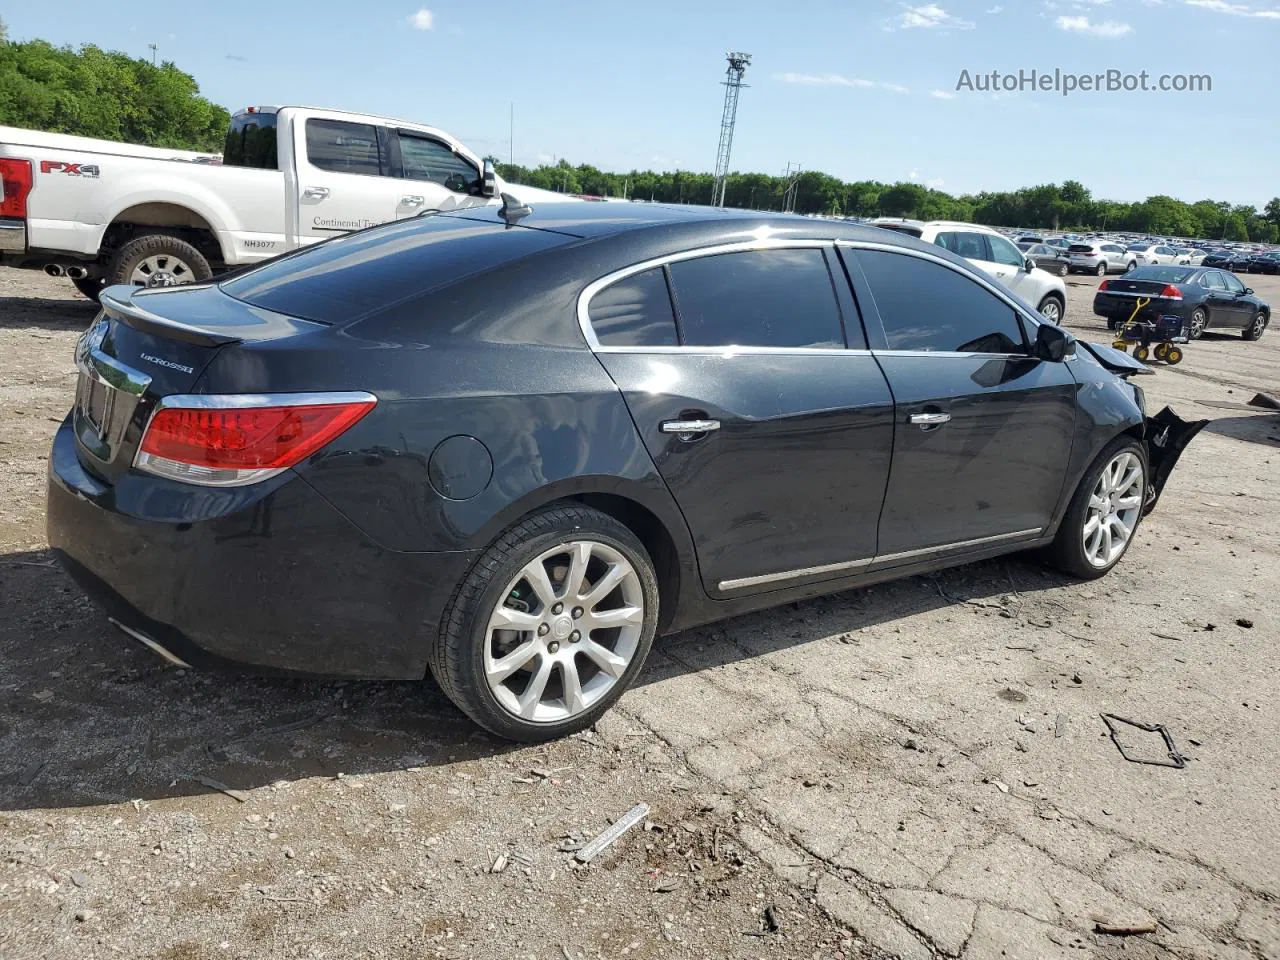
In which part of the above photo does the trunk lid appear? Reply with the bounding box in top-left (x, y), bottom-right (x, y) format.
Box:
top-left (72, 284), bottom-right (325, 484)
top-left (1100, 278), bottom-right (1178, 297)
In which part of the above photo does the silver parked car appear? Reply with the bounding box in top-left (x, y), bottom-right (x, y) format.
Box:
top-left (1067, 242), bottom-right (1130, 276)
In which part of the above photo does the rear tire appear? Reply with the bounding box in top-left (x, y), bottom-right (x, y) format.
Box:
top-left (430, 505), bottom-right (659, 742)
top-left (1096, 262), bottom-right (1107, 277)
top-left (106, 233), bottom-right (212, 288)
top-left (1189, 307), bottom-right (1207, 340)
top-left (1037, 294), bottom-right (1064, 325)
top-left (71, 276), bottom-right (105, 302)
top-left (1045, 436), bottom-right (1147, 579)
top-left (1057, 264), bottom-right (1068, 277)
top-left (1243, 311), bottom-right (1267, 341)
top-left (1126, 261), bottom-right (1138, 273)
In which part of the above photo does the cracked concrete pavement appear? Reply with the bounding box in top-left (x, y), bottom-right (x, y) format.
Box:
top-left (2, 267), bottom-right (1279, 959)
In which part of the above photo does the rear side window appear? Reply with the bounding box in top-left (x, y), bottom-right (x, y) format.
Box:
top-left (667, 248), bottom-right (845, 349)
top-left (223, 113), bottom-right (279, 170)
top-left (397, 133), bottom-right (479, 192)
top-left (936, 232), bottom-right (990, 261)
top-left (855, 250), bottom-right (1026, 354)
top-left (220, 216), bottom-right (569, 325)
top-left (305, 119), bottom-right (382, 176)
top-left (1068, 244), bottom-right (1095, 254)
top-left (588, 269), bottom-right (678, 347)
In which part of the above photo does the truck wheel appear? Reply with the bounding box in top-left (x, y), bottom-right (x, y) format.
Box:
top-left (72, 276), bottom-right (106, 303)
top-left (106, 234), bottom-right (212, 289)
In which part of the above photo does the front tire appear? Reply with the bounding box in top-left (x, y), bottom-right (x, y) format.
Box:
top-left (1038, 294), bottom-right (1064, 325)
top-left (1243, 311), bottom-right (1267, 341)
top-left (1126, 261), bottom-right (1138, 273)
top-left (430, 505), bottom-right (659, 742)
top-left (1046, 437), bottom-right (1147, 579)
top-left (106, 233), bottom-right (212, 288)
top-left (1057, 264), bottom-right (1068, 277)
top-left (1096, 262), bottom-right (1107, 277)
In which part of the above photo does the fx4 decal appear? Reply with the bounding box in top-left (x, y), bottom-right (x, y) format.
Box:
top-left (41, 160), bottom-right (101, 178)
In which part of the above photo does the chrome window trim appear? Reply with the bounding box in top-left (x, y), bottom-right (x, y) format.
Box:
top-left (717, 527), bottom-right (1043, 592)
top-left (576, 238), bottom-right (851, 354)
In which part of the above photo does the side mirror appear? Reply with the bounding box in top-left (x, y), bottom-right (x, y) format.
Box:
top-left (1034, 322), bottom-right (1075, 362)
top-left (1244, 288), bottom-right (1254, 296)
top-left (480, 160), bottom-right (497, 198)
top-left (1024, 257), bottom-right (1037, 273)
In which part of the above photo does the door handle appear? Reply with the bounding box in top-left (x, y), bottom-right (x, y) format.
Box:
top-left (302, 186), bottom-right (330, 200)
top-left (400, 195), bottom-right (425, 206)
top-left (661, 419), bottom-right (720, 440)
top-left (910, 412), bottom-right (951, 427)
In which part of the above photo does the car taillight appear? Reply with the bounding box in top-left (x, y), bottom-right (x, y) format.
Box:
top-left (134, 392), bottom-right (376, 487)
top-left (1098, 280), bottom-right (1110, 291)
top-left (1159, 284), bottom-right (1183, 300)
top-left (0, 158), bottom-right (34, 219)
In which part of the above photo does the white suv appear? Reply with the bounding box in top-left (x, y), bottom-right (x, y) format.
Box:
top-left (870, 220), bottom-right (1068, 324)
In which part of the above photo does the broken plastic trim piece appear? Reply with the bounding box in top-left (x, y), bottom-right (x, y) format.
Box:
top-left (1142, 406), bottom-right (1209, 515)
top-left (1101, 714), bottom-right (1187, 769)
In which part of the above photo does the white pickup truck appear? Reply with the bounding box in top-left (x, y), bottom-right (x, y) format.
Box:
top-left (0, 105), bottom-right (564, 300)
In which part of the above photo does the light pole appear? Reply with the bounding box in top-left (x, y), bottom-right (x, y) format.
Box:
top-left (148, 43), bottom-right (158, 65)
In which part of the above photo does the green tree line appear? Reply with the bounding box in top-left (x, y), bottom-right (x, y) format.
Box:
top-left (497, 159), bottom-right (1280, 243)
top-left (0, 30), bottom-right (229, 152)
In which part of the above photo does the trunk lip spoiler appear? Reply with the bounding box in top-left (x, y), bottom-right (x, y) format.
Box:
top-left (100, 285), bottom-right (243, 348)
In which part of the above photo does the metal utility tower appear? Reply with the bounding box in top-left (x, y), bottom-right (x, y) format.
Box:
top-left (781, 161), bottom-right (802, 214)
top-left (712, 52), bottom-right (751, 208)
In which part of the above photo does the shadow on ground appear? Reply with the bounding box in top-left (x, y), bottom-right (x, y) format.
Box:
top-left (0, 295), bottom-right (99, 330)
top-left (1204, 412), bottom-right (1280, 448)
top-left (0, 545), bottom-right (1074, 812)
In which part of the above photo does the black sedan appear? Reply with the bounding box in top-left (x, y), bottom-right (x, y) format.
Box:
top-left (1094, 265), bottom-right (1271, 340)
top-left (47, 204), bottom-right (1205, 741)
top-left (1018, 241), bottom-right (1070, 276)
top-left (1202, 250), bottom-right (1252, 271)
top-left (1244, 251), bottom-right (1280, 275)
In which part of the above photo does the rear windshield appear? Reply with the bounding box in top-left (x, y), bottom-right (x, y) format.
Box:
top-left (1127, 266), bottom-right (1196, 283)
top-left (1067, 244), bottom-right (1095, 253)
top-left (220, 215), bottom-right (570, 324)
top-left (223, 112), bottom-right (279, 170)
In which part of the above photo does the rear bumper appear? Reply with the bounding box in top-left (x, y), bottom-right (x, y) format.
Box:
top-left (47, 417), bottom-right (477, 678)
top-left (0, 218), bottom-right (26, 253)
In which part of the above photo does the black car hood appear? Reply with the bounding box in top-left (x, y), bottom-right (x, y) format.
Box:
top-left (1079, 340), bottom-right (1149, 377)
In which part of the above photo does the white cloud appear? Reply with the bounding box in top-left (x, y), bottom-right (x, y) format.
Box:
top-left (774, 72), bottom-right (911, 94)
top-left (407, 8), bottom-right (434, 29)
top-left (986, 4), bottom-right (1004, 11)
top-left (1056, 13), bottom-right (1133, 34)
top-left (1183, 0), bottom-right (1280, 14)
top-left (895, 3), bottom-right (975, 29)
top-left (930, 89), bottom-right (957, 99)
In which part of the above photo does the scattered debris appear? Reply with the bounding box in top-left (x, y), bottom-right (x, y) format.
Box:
top-left (490, 853), bottom-right (508, 874)
top-left (1055, 714), bottom-right (1068, 738)
top-left (192, 775), bottom-right (251, 803)
top-left (992, 780), bottom-right (1010, 794)
top-left (1101, 715), bottom-right (1187, 769)
top-left (1094, 918), bottom-right (1158, 936)
top-left (75, 909), bottom-right (95, 922)
top-left (1236, 618), bottom-right (1254, 629)
top-left (69, 871), bottom-right (89, 888)
top-left (652, 876), bottom-right (681, 893)
top-left (573, 802), bottom-right (650, 863)
top-left (998, 688), bottom-right (1028, 703)
top-left (764, 904), bottom-right (780, 932)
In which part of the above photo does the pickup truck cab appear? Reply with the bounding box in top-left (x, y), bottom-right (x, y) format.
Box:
top-left (0, 105), bottom-right (562, 299)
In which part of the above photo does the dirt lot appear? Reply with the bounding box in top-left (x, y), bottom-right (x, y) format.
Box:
top-left (1, 265), bottom-right (1278, 960)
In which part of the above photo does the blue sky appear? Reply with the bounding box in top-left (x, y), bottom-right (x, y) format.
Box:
top-left (7, 1), bottom-right (1279, 206)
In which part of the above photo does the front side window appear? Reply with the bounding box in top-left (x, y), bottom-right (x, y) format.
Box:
top-left (1203, 271), bottom-right (1228, 291)
top-left (1223, 272), bottom-right (1247, 294)
top-left (667, 248), bottom-right (846, 349)
top-left (987, 234), bottom-right (1026, 267)
top-left (397, 133), bottom-right (479, 192)
top-left (588, 269), bottom-right (679, 347)
top-left (855, 250), bottom-right (1026, 354)
top-left (305, 119), bottom-right (381, 176)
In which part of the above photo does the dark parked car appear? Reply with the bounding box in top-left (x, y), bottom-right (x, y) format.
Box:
top-left (1018, 242), bottom-right (1070, 277)
top-left (1202, 250), bottom-right (1252, 271)
top-left (48, 204), bottom-right (1204, 741)
top-left (1094, 265), bottom-right (1271, 340)
top-left (1244, 251), bottom-right (1280, 275)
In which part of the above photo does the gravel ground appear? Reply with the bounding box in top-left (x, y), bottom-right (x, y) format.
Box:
top-left (1, 265), bottom-right (1278, 960)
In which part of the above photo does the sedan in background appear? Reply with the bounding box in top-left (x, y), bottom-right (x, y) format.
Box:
top-left (1126, 243), bottom-right (1181, 268)
top-left (1202, 250), bottom-right (1253, 271)
top-left (1174, 248), bottom-right (1207, 266)
top-left (1244, 251), bottom-right (1280, 275)
top-left (1068, 242), bottom-right (1131, 275)
top-left (1094, 265), bottom-right (1271, 340)
top-left (1019, 242), bottom-right (1070, 277)
top-left (47, 203), bottom-right (1203, 741)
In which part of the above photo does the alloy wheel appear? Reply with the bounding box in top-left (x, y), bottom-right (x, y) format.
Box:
top-left (1039, 298), bottom-right (1062, 324)
top-left (1190, 309), bottom-right (1207, 339)
top-left (130, 254), bottom-right (196, 287)
top-left (1082, 451), bottom-right (1144, 569)
top-left (484, 541), bottom-right (644, 723)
